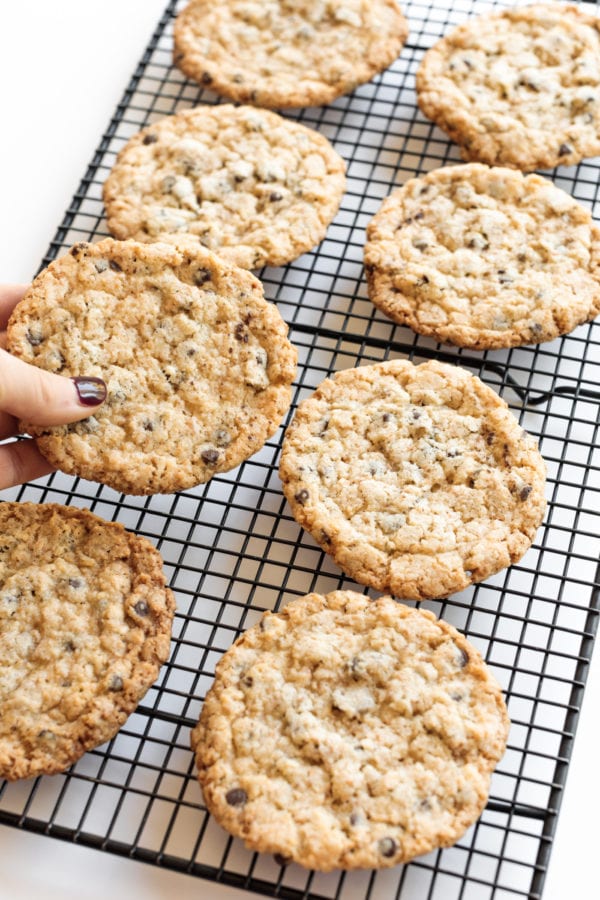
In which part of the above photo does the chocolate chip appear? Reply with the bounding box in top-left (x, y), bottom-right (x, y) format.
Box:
top-left (225, 787), bottom-right (247, 807)
top-left (94, 259), bottom-right (109, 273)
top-left (26, 329), bottom-right (43, 346)
top-left (243, 675), bottom-right (253, 687)
top-left (349, 813), bottom-right (361, 826)
top-left (161, 175), bottom-right (176, 193)
top-left (274, 853), bottom-right (291, 866)
top-left (38, 730), bottom-right (55, 741)
top-left (109, 260), bottom-right (122, 272)
top-left (74, 415), bottom-right (99, 434)
top-left (134, 601), bottom-right (149, 616)
top-left (194, 268), bottom-right (211, 286)
top-left (378, 837), bottom-right (397, 858)
top-left (559, 143), bottom-right (574, 156)
top-left (519, 485), bottom-right (532, 501)
top-left (451, 691), bottom-right (463, 701)
top-left (457, 647), bottom-right (469, 668)
top-left (269, 192), bottom-right (283, 202)
top-left (320, 530), bottom-right (331, 544)
top-left (143, 420), bottom-right (155, 432)
top-left (110, 675), bottom-right (124, 691)
top-left (382, 413), bottom-right (391, 423)
top-left (70, 242), bottom-right (89, 257)
top-left (214, 429), bottom-right (231, 447)
top-left (294, 489), bottom-right (309, 505)
top-left (143, 133), bottom-right (158, 145)
top-left (232, 73), bottom-right (244, 84)
top-left (201, 72), bottom-right (213, 85)
top-left (350, 656), bottom-right (362, 678)
top-left (68, 578), bottom-right (83, 588)
top-left (234, 322), bottom-right (249, 342)
top-left (201, 449), bottom-right (220, 466)
top-left (64, 640), bottom-right (76, 652)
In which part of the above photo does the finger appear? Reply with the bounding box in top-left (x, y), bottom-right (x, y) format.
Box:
top-left (0, 349), bottom-right (106, 426)
top-left (0, 439), bottom-right (54, 490)
top-left (0, 410), bottom-right (17, 440)
top-left (0, 284), bottom-right (28, 328)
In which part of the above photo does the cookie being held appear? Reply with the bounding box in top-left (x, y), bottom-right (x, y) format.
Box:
top-left (280, 360), bottom-right (546, 600)
top-left (104, 105), bottom-right (347, 270)
top-left (192, 590), bottom-right (510, 870)
top-left (7, 238), bottom-right (297, 495)
top-left (173, 0), bottom-right (408, 109)
top-left (365, 164), bottom-right (600, 349)
top-left (417, 3), bottom-right (600, 171)
top-left (0, 502), bottom-right (175, 781)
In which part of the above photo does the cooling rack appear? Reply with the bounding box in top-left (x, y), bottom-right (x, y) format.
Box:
top-left (1, 1), bottom-right (600, 897)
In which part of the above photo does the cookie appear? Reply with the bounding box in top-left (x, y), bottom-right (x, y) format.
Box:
top-left (173, 0), bottom-right (408, 109)
top-left (416, 4), bottom-right (600, 171)
top-left (6, 238), bottom-right (297, 495)
top-left (192, 589), bottom-right (510, 871)
top-left (0, 502), bottom-right (175, 781)
top-left (364, 164), bottom-right (600, 349)
top-left (103, 105), bottom-right (347, 270)
top-left (279, 360), bottom-right (546, 600)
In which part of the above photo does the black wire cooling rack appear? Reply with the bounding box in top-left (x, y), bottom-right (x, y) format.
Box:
top-left (2, 1), bottom-right (600, 897)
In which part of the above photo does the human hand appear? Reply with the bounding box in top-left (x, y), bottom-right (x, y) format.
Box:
top-left (0, 283), bottom-right (107, 490)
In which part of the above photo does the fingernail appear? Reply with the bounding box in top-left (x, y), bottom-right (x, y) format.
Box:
top-left (72, 376), bottom-right (107, 407)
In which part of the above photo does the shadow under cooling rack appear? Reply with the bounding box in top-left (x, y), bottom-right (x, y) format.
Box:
top-left (2, 1), bottom-right (600, 899)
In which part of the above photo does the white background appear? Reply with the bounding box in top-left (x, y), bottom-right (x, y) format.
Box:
top-left (0, 2), bottom-right (598, 898)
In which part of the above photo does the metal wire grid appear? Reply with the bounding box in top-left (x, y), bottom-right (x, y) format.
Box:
top-left (1, 0), bottom-right (600, 897)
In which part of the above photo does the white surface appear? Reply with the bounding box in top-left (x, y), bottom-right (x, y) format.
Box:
top-left (0, 2), bottom-right (598, 898)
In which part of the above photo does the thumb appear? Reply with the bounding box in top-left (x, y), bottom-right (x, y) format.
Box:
top-left (0, 348), bottom-right (106, 426)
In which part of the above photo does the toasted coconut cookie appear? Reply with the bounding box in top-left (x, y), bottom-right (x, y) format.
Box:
top-left (7, 238), bottom-right (297, 495)
top-left (279, 360), bottom-right (546, 600)
top-left (364, 164), bottom-right (600, 349)
top-left (417, 4), bottom-right (600, 171)
top-left (103, 105), bottom-right (346, 270)
top-left (0, 502), bottom-right (175, 781)
top-left (192, 590), bottom-right (510, 870)
top-left (173, 0), bottom-right (408, 109)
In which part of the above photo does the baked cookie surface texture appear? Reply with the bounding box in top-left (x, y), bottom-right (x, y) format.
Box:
top-left (417, 3), bottom-right (600, 171)
top-left (364, 164), bottom-right (600, 349)
top-left (173, 0), bottom-right (408, 108)
top-left (0, 502), bottom-right (175, 781)
top-left (279, 360), bottom-right (546, 600)
top-left (7, 238), bottom-right (297, 495)
top-left (104, 105), bottom-right (347, 270)
top-left (192, 590), bottom-right (510, 870)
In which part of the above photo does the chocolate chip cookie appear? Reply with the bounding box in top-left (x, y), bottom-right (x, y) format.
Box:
top-left (104, 105), bottom-right (346, 270)
top-left (0, 502), bottom-right (175, 780)
top-left (192, 590), bottom-right (510, 870)
top-left (417, 3), bottom-right (600, 171)
top-left (7, 238), bottom-right (297, 495)
top-left (364, 164), bottom-right (600, 349)
top-left (173, 0), bottom-right (408, 108)
top-left (279, 359), bottom-right (546, 600)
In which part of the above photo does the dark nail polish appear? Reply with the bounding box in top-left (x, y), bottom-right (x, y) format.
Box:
top-left (72, 376), bottom-right (107, 407)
